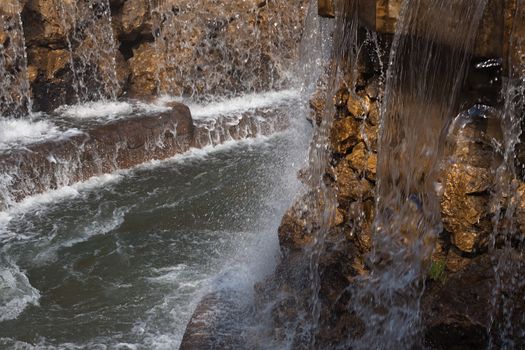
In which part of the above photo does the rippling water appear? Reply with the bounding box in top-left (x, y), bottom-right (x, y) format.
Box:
top-left (0, 113), bottom-right (310, 348)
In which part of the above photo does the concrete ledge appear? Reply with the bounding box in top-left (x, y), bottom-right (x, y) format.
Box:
top-left (0, 102), bottom-right (289, 209)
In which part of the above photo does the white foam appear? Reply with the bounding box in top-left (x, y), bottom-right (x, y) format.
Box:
top-left (0, 173), bottom-right (123, 241)
top-left (0, 119), bottom-right (81, 151)
top-left (187, 89), bottom-right (300, 119)
top-left (149, 90), bottom-right (300, 119)
top-left (56, 101), bottom-right (133, 119)
top-left (0, 261), bottom-right (40, 322)
top-left (133, 101), bottom-right (172, 114)
top-left (146, 265), bottom-right (189, 284)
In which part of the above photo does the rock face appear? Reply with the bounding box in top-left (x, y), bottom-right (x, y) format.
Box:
top-left (126, 0), bottom-right (308, 98)
top-left (252, 4), bottom-right (525, 349)
top-left (1, 0), bottom-right (308, 113)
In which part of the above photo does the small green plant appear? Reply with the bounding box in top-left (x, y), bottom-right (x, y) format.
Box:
top-left (428, 259), bottom-right (447, 284)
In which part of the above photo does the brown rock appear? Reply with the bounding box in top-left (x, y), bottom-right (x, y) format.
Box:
top-left (318, 0), bottom-right (334, 18)
top-left (334, 86), bottom-right (349, 108)
top-left (360, 122), bottom-right (379, 152)
top-left (0, 29), bottom-right (7, 46)
top-left (346, 142), bottom-right (377, 181)
top-left (372, 0), bottom-right (504, 58)
top-left (278, 198), bottom-right (313, 251)
top-left (365, 77), bottom-right (381, 100)
top-left (27, 65), bottom-right (38, 83)
top-left (334, 159), bottom-right (373, 202)
top-left (309, 89), bottom-right (326, 126)
top-left (445, 249), bottom-right (472, 273)
top-left (441, 164), bottom-right (492, 252)
top-left (114, 50), bottom-right (130, 94)
top-left (117, 0), bottom-right (148, 39)
top-left (27, 47), bottom-right (75, 111)
top-left (128, 42), bottom-right (164, 96)
top-left (515, 183), bottom-right (525, 235)
top-left (334, 208), bottom-right (345, 227)
top-left (347, 91), bottom-right (371, 118)
top-left (23, 0), bottom-right (69, 47)
top-left (330, 117), bottom-right (360, 154)
top-left (368, 101), bottom-right (380, 126)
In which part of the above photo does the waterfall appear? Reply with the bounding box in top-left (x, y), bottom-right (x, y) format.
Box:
top-left (146, 0), bottom-right (307, 100)
top-left (0, 0), bottom-right (31, 118)
top-left (56, 0), bottom-right (120, 104)
top-left (348, 1), bottom-right (489, 348)
top-left (291, 0), bottom-right (359, 346)
top-left (488, 1), bottom-right (525, 347)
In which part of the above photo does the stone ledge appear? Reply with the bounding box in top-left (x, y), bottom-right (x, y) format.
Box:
top-left (0, 102), bottom-right (289, 210)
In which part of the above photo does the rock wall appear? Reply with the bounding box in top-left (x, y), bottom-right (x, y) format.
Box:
top-left (1, 0), bottom-right (308, 113)
top-left (257, 2), bottom-right (525, 349)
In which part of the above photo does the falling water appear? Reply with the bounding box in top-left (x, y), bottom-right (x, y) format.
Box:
top-left (292, 1), bottom-right (359, 347)
top-left (488, 1), bottom-right (525, 347)
top-left (0, 0), bottom-right (31, 118)
top-left (146, 0), bottom-right (308, 100)
top-left (56, 0), bottom-right (120, 103)
top-left (349, 1), bottom-right (489, 348)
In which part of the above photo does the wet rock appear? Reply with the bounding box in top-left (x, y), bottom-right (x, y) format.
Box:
top-left (360, 122), bottom-right (379, 152)
top-left (368, 101), bottom-right (380, 126)
top-left (330, 116), bottom-right (360, 155)
top-left (422, 255), bottom-right (494, 349)
top-left (27, 47), bottom-right (76, 111)
top-left (445, 249), bottom-right (472, 273)
top-left (318, 0), bottom-right (334, 18)
top-left (346, 142), bottom-right (377, 181)
top-left (114, 50), bottom-right (131, 94)
top-left (128, 42), bottom-right (164, 96)
top-left (347, 91), bottom-right (371, 118)
top-left (372, 0), bottom-right (505, 58)
top-left (515, 183), bottom-right (525, 235)
top-left (117, 0), bottom-right (148, 40)
top-left (309, 89), bottom-right (326, 126)
top-left (23, 0), bottom-right (69, 47)
top-left (441, 164), bottom-right (492, 253)
top-left (278, 198), bottom-right (314, 251)
top-left (180, 291), bottom-right (250, 350)
top-left (334, 159), bottom-right (373, 202)
top-left (365, 76), bottom-right (381, 100)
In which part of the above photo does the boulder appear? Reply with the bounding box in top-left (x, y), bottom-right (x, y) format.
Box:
top-left (22, 0), bottom-right (70, 48)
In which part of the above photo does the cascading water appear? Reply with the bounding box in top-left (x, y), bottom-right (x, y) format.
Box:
top-left (56, 0), bottom-right (120, 103)
top-left (348, 1), bottom-right (489, 348)
top-left (146, 0), bottom-right (308, 100)
top-left (301, 2), bottom-right (358, 347)
top-left (487, 1), bottom-right (525, 347)
top-left (0, 0), bottom-right (31, 118)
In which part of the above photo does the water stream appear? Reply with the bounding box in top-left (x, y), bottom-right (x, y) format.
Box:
top-left (56, 0), bottom-right (120, 103)
top-left (349, 1), bottom-right (489, 348)
top-left (0, 0), bottom-right (31, 118)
